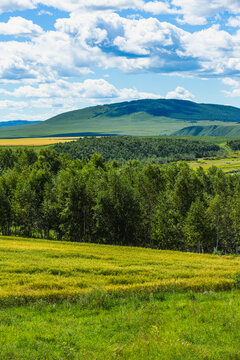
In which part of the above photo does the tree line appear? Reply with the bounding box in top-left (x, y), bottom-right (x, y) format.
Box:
top-left (0, 147), bottom-right (239, 254)
top-left (53, 137), bottom-right (221, 164)
top-left (227, 139), bottom-right (240, 151)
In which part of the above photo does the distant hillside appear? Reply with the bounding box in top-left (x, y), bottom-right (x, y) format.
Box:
top-left (1, 99), bottom-right (240, 138)
top-left (0, 121), bottom-right (41, 128)
top-left (173, 124), bottom-right (240, 137)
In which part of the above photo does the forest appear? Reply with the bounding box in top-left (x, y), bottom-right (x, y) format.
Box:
top-left (0, 146), bottom-right (239, 254)
top-left (227, 139), bottom-right (240, 151)
top-left (53, 137), bottom-right (221, 163)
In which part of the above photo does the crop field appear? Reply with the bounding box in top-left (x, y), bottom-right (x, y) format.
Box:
top-left (0, 236), bottom-right (239, 304)
top-left (0, 137), bottom-right (79, 146)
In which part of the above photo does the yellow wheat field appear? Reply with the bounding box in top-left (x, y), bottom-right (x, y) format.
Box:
top-left (0, 137), bottom-right (79, 146)
top-left (0, 236), bottom-right (239, 303)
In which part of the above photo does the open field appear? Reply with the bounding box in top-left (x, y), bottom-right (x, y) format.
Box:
top-left (0, 236), bottom-right (239, 304)
top-left (188, 151), bottom-right (240, 172)
top-left (0, 137), bottom-right (79, 146)
top-left (0, 236), bottom-right (240, 359)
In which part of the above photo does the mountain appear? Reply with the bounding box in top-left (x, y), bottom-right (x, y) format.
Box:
top-left (1, 99), bottom-right (240, 138)
top-left (0, 121), bottom-right (41, 128)
top-left (173, 124), bottom-right (240, 137)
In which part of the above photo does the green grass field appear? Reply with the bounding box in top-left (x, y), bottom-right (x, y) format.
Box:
top-left (0, 236), bottom-right (240, 359)
top-left (1, 291), bottom-right (240, 360)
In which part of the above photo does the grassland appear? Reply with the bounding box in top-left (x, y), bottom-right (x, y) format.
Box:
top-left (0, 291), bottom-right (240, 360)
top-left (0, 236), bottom-right (240, 359)
top-left (174, 124), bottom-right (240, 137)
top-left (0, 137), bottom-right (79, 146)
top-left (0, 236), bottom-right (239, 304)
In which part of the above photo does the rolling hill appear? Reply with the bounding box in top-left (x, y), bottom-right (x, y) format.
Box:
top-left (174, 124), bottom-right (240, 136)
top-left (1, 99), bottom-right (240, 138)
top-left (0, 120), bottom-right (41, 128)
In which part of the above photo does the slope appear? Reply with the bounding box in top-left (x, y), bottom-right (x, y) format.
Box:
top-left (0, 121), bottom-right (41, 128)
top-left (1, 99), bottom-right (240, 138)
top-left (174, 124), bottom-right (240, 136)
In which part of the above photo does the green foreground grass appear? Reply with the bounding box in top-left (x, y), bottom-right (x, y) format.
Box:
top-left (1, 291), bottom-right (240, 360)
top-left (0, 236), bottom-right (240, 359)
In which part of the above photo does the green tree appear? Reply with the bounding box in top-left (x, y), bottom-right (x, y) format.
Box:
top-left (94, 171), bottom-right (142, 245)
top-left (183, 198), bottom-right (211, 253)
top-left (151, 192), bottom-right (183, 250)
top-left (0, 180), bottom-right (12, 235)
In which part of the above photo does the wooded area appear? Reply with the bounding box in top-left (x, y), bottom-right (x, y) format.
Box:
top-left (0, 147), bottom-right (239, 254)
top-left (53, 137), bottom-right (221, 163)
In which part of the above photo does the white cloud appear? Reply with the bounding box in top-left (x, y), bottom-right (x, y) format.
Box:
top-left (0, 10), bottom-right (240, 84)
top-left (0, 17), bottom-right (43, 36)
top-left (222, 78), bottom-right (240, 97)
top-left (143, 1), bottom-right (177, 15)
top-left (0, 100), bottom-right (27, 109)
top-left (227, 16), bottom-right (240, 27)
top-left (38, 9), bottom-right (53, 16)
top-left (0, 0), bottom-right (36, 13)
top-left (172, 0), bottom-right (240, 25)
top-left (5, 78), bottom-right (162, 101)
top-left (0, 79), bottom-right (162, 122)
top-left (1, 0), bottom-right (143, 13)
top-left (1, 0), bottom-right (240, 119)
top-left (222, 78), bottom-right (239, 87)
top-left (166, 86), bottom-right (195, 100)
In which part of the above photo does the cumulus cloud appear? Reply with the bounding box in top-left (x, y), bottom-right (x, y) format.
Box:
top-left (1, 0), bottom-right (240, 27)
top-left (0, 17), bottom-right (43, 36)
top-left (1, 9), bottom-right (240, 88)
top-left (0, 0), bottom-right (35, 13)
top-left (166, 86), bottom-right (195, 100)
top-left (172, 0), bottom-right (240, 25)
top-left (0, 0), bottom-right (144, 13)
top-left (1, 9), bottom-right (240, 84)
top-left (1, 0), bottom-right (240, 119)
top-left (55, 11), bottom-right (193, 74)
top-left (4, 78), bottom-right (162, 102)
top-left (143, 1), bottom-right (177, 15)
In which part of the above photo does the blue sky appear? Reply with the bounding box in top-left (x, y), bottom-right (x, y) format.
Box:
top-left (1, 0), bottom-right (240, 121)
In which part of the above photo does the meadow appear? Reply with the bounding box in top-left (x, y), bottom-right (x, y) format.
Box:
top-left (0, 236), bottom-right (239, 304)
top-left (188, 152), bottom-right (240, 172)
top-left (0, 236), bottom-right (240, 359)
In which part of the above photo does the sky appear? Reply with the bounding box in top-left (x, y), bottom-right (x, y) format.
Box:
top-left (1, 1), bottom-right (240, 121)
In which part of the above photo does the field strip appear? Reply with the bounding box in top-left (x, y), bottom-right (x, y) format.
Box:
top-left (0, 137), bottom-right (80, 146)
top-left (0, 236), bottom-right (239, 303)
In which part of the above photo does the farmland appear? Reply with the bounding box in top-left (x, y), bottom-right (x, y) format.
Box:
top-left (0, 236), bottom-right (240, 359)
top-left (0, 137), bottom-right (79, 147)
top-left (0, 236), bottom-right (239, 303)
